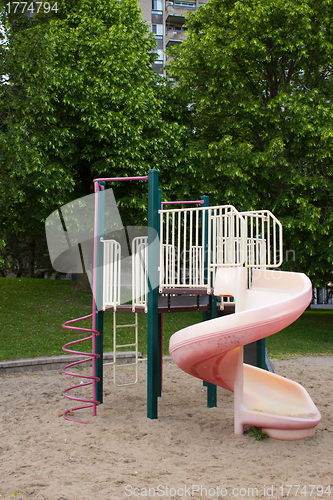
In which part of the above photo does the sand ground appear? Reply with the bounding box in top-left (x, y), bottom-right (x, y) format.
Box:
top-left (0, 356), bottom-right (332, 500)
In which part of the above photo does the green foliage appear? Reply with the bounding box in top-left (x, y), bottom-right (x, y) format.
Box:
top-left (1, 0), bottom-right (159, 210)
top-left (0, 0), bottom-right (190, 276)
top-left (248, 426), bottom-right (269, 441)
top-left (0, 238), bottom-right (10, 276)
top-left (0, 0), bottom-right (189, 273)
top-left (168, 0), bottom-right (333, 286)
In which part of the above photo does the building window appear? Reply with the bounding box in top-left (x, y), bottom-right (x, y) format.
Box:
top-left (153, 49), bottom-right (164, 61)
top-left (174, 1), bottom-right (195, 6)
top-left (152, 0), bottom-right (163, 10)
top-left (152, 24), bottom-right (163, 36)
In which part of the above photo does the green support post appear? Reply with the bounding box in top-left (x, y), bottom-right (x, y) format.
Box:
top-left (206, 296), bottom-right (217, 407)
top-left (257, 338), bottom-right (266, 369)
top-left (147, 170), bottom-right (160, 419)
top-left (201, 195), bottom-right (217, 408)
top-left (95, 182), bottom-right (105, 404)
top-left (157, 312), bottom-right (162, 398)
top-left (95, 310), bottom-right (104, 404)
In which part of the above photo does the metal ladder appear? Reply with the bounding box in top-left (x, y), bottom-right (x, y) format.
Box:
top-left (112, 311), bottom-right (139, 387)
top-left (102, 237), bottom-right (143, 386)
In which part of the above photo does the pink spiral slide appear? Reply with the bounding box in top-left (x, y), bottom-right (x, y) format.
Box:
top-left (169, 267), bottom-right (321, 440)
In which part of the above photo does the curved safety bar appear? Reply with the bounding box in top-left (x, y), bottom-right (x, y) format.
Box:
top-left (62, 313), bottom-right (100, 424)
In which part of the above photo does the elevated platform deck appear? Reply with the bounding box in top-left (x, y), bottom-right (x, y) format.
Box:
top-left (104, 289), bottom-right (235, 314)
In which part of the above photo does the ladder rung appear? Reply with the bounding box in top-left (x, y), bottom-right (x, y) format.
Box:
top-left (116, 343), bottom-right (137, 349)
top-left (116, 323), bottom-right (137, 329)
top-left (113, 362), bottom-right (137, 368)
top-left (104, 358), bottom-right (146, 367)
top-left (114, 380), bottom-right (138, 387)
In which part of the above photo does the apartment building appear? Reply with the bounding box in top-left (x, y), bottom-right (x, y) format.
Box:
top-left (139, 0), bottom-right (209, 74)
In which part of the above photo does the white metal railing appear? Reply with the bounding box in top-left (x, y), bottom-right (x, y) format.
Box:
top-left (102, 239), bottom-right (121, 310)
top-left (159, 207), bottom-right (204, 291)
top-left (241, 210), bottom-right (283, 286)
top-left (210, 207), bottom-right (246, 271)
top-left (159, 205), bottom-right (246, 291)
top-left (102, 208), bottom-right (283, 306)
top-left (241, 211), bottom-right (283, 269)
top-left (102, 235), bottom-right (149, 311)
top-left (132, 236), bottom-right (148, 312)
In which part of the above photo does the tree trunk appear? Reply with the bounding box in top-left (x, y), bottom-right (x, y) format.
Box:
top-left (29, 236), bottom-right (35, 278)
top-left (74, 272), bottom-right (91, 292)
top-left (16, 261), bottom-right (24, 278)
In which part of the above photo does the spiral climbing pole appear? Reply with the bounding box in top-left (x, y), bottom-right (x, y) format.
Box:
top-left (62, 313), bottom-right (100, 424)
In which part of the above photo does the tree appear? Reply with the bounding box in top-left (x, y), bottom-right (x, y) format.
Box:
top-left (168, 0), bottom-right (333, 286)
top-left (0, 0), bottom-right (186, 275)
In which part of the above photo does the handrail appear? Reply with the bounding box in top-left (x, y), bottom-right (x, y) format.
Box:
top-left (93, 176), bottom-right (149, 184)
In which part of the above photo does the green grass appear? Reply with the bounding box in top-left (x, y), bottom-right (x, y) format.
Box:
top-left (266, 309), bottom-right (333, 358)
top-left (0, 278), bottom-right (332, 361)
top-left (0, 278), bottom-right (93, 360)
top-left (0, 278), bottom-right (202, 360)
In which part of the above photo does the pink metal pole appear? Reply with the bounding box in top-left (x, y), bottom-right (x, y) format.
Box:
top-left (93, 176), bottom-right (149, 183)
top-left (91, 181), bottom-right (102, 416)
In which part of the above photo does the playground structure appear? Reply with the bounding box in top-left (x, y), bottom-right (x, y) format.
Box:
top-left (47, 169), bottom-right (321, 439)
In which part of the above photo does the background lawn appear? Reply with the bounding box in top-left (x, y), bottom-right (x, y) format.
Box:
top-left (0, 278), bottom-right (332, 361)
top-left (265, 309), bottom-right (333, 358)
